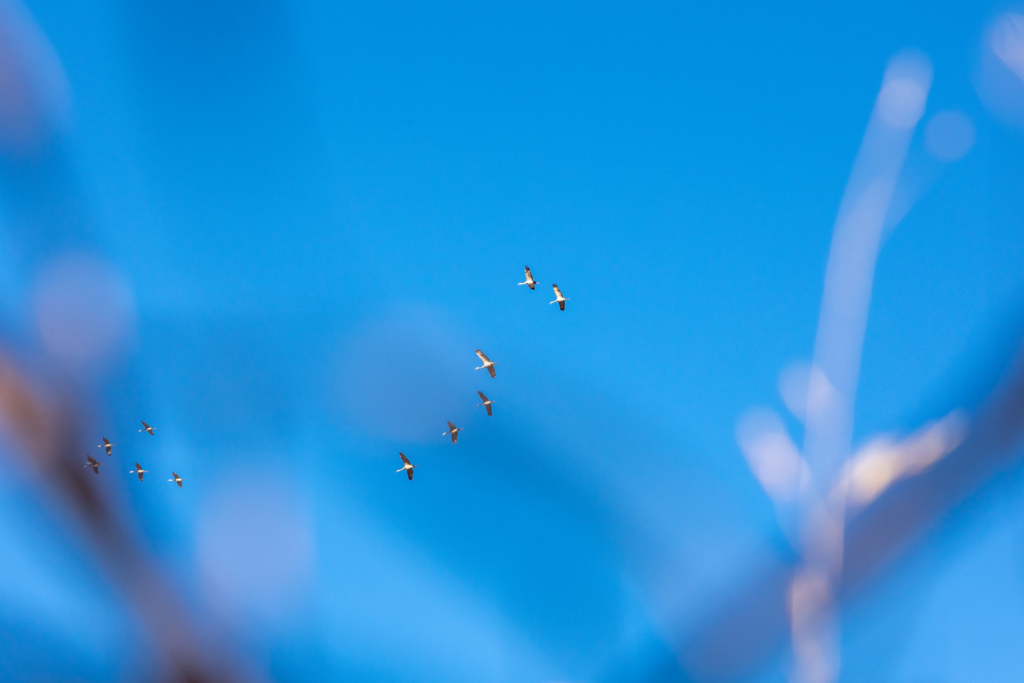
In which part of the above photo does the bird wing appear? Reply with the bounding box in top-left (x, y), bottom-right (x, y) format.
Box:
top-left (141, 421), bottom-right (149, 429)
top-left (406, 468), bottom-right (414, 480)
top-left (552, 284), bottom-right (563, 298)
top-left (524, 266), bottom-right (533, 281)
top-left (87, 455), bottom-right (97, 465)
top-left (487, 365), bottom-right (496, 378)
top-left (485, 403), bottom-right (492, 416)
top-left (102, 438), bottom-right (110, 446)
top-left (137, 471), bottom-right (145, 481)
top-left (399, 452), bottom-right (411, 466)
top-left (475, 349), bottom-right (491, 364)
top-left (447, 421), bottom-right (457, 432)
top-left (477, 391), bottom-right (488, 401)
top-left (559, 301), bottom-right (565, 311)
top-left (92, 466), bottom-right (99, 474)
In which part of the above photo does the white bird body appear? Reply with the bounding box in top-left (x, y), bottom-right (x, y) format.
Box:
top-left (550, 284), bottom-right (569, 311)
top-left (474, 349), bottom-right (497, 378)
top-left (139, 421), bottom-right (155, 435)
top-left (518, 266), bottom-right (537, 290)
top-left (397, 452), bottom-right (418, 480)
top-left (84, 455), bottom-right (101, 474)
top-left (98, 437), bottom-right (114, 456)
top-left (168, 472), bottom-right (184, 487)
top-left (443, 421), bottom-right (464, 444)
top-left (129, 462), bottom-right (149, 481)
top-left (476, 391), bottom-right (494, 416)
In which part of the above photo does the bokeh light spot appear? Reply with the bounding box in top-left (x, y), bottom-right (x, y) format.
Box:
top-left (33, 253), bottom-right (136, 368)
top-left (924, 110), bottom-right (975, 162)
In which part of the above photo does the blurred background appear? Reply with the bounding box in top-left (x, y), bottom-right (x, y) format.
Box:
top-left (2, 1), bottom-right (1024, 681)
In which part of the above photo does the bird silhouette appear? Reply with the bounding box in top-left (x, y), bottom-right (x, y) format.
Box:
top-left (476, 391), bottom-right (494, 416)
top-left (443, 421), bottom-right (464, 444)
top-left (474, 350), bottom-right (497, 378)
top-left (550, 284), bottom-right (569, 311)
top-left (397, 452), bottom-right (417, 480)
top-left (518, 266), bottom-right (537, 290)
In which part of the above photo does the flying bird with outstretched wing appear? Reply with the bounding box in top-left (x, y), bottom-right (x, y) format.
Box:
top-left (84, 455), bottom-right (101, 474)
top-left (129, 462), bottom-right (149, 481)
top-left (550, 284), bottom-right (569, 311)
top-left (168, 472), bottom-right (184, 488)
top-left (98, 437), bottom-right (114, 456)
top-left (474, 349), bottom-right (497, 378)
top-left (477, 391), bottom-right (494, 416)
top-left (139, 421), bottom-right (155, 435)
top-left (443, 421), bottom-right (464, 444)
top-left (396, 452), bottom-right (417, 480)
top-left (518, 266), bottom-right (537, 290)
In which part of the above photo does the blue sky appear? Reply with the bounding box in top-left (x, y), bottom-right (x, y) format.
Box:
top-left (3, 1), bottom-right (1024, 681)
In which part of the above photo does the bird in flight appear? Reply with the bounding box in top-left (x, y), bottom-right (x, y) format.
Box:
top-left (129, 462), bottom-right (148, 481)
top-left (139, 421), bottom-right (155, 435)
top-left (98, 437), bottom-right (114, 456)
top-left (84, 455), bottom-right (101, 474)
top-left (518, 266), bottom-right (537, 290)
top-left (397, 452), bottom-right (417, 480)
top-left (550, 284), bottom-right (569, 311)
top-left (443, 421), bottom-right (464, 444)
top-left (476, 391), bottom-right (494, 416)
top-left (168, 472), bottom-right (184, 488)
top-left (475, 349), bottom-right (497, 378)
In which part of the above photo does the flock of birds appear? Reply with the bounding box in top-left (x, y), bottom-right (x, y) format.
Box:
top-left (83, 421), bottom-right (185, 488)
top-left (396, 266), bottom-right (568, 480)
top-left (82, 266), bottom-right (568, 485)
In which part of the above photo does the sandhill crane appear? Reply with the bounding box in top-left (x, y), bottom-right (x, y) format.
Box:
top-left (129, 462), bottom-right (149, 481)
top-left (84, 455), bottom-right (101, 474)
top-left (550, 284), bottom-right (569, 311)
top-left (139, 421), bottom-right (155, 435)
top-left (397, 452), bottom-right (417, 480)
top-left (98, 437), bottom-right (114, 456)
top-left (475, 349), bottom-right (497, 378)
top-left (518, 266), bottom-right (537, 290)
top-left (477, 391), bottom-right (494, 416)
top-left (443, 421), bottom-right (464, 444)
top-left (168, 472), bottom-right (183, 488)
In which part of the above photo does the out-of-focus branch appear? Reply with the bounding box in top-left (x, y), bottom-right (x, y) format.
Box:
top-left (0, 348), bottom-right (256, 683)
top-left (676, 340), bottom-right (1024, 683)
top-left (790, 50), bottom-right (933, 683)
top-left (0, 2), bottom-right (261, 678)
